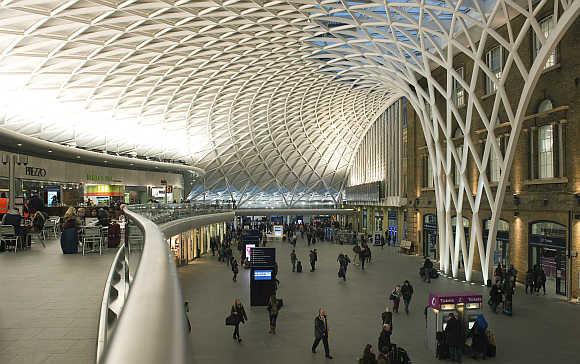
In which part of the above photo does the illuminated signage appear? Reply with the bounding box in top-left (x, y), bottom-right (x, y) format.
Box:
top-left (25, 167), bottom-right (46, 177)
top-left (253, 270), bottom-right (272, 281)
top-left (86, 174), bottom-right (113, 183)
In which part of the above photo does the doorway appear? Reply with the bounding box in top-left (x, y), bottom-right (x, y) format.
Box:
top-left (483, 219), bottom-right (510, 269)
top-left (423, 214), bottom-right (437, 258)
top-left (529, 221), bottom-right (567, 296)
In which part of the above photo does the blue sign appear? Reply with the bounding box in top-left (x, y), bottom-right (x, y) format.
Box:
top-left (254, 270), bottom-right (272, 281)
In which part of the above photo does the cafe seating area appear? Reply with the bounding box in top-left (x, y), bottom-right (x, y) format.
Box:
top-left (0, 215), bottom-right (131, 256)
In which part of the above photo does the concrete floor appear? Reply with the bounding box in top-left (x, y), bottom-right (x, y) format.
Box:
top-left (0, 239), bottom-right (115, 364)
top-left (179, 237), bottom-right (580, 364)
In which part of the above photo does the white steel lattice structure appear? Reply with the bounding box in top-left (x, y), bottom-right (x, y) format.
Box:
top-left (0, 0), bottom-right (578, 281)
top-left (298, 0), bottom-right (579, 283)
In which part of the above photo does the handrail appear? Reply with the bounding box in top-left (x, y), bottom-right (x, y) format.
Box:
top-left (97, 205), bottom-right (191, 364)
top-left (96, 243), bottom-right (128, 363)
top-left (96, 204), bottom-right (354, 363)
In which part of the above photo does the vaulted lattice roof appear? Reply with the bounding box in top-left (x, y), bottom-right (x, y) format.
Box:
top-left (0, 0), bottom-right (574, 206)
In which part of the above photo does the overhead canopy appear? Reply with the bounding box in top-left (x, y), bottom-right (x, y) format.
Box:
top-left (0, 0), bottom-right (512, 204)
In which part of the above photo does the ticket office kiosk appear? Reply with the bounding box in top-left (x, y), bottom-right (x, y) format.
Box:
top-left (426, 293), bottom-right (483, 353)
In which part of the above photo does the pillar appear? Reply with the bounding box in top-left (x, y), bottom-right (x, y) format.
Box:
top-left (8, 154), bottom-right (15, 210)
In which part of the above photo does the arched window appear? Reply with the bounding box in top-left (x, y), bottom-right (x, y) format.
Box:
top-left (538, 98), bottom-right (553, 113)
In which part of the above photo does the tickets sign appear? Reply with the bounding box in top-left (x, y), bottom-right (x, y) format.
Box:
top-left (428, 293), bottom-right (483, 310)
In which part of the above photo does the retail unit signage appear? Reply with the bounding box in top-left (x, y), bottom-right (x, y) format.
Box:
top-left (1, 150), bottom-right (184, 188)
top-left (86, 174), bottom-right (113, 183)
top-left (25, 167), bottom-right (47, 177)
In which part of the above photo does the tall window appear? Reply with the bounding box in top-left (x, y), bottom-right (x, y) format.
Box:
top-left (485, 46), bottom-right (503, 94)
top-left (426, 156), bottom-right (434, 188)
top-left (489, 136), bottom-right (502, 182)
top-left (453, 67), bottom-right (465, 107)
top-left (533, 15), bottom-right (558, 69)
top-left (538, 124), bottom-right (554, 178)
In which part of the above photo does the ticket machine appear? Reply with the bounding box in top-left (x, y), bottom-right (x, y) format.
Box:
top-left (426, 292), bottom-right (483, 353)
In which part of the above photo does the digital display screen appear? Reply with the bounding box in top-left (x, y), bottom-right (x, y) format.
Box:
top-left (253, 270), bottom-right (272, 281)
top-left (273, 225), bottom-right (283, 236)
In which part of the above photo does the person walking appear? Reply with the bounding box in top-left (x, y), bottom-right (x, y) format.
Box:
top-left (489, 281), bottom-right (503, 313)
top-left (353, 244), bottom-right (361, 266)
top-left (377, 324), bottom-right (392, 355)
top-left (230, 299), bottom-right (247, 343)
top-left (359, 244), bottom-right (368, 270)
top-left (231, 258), bottom-right (239, 282)
top-left (381, 307), bottom-right (393, 331)
top-left (537, 267), bottom-right (547, 295)
top-left (337, 252), bottom-right (351, 281)
top-left (312, 308), bottom-right (333, 359)
top-left (389, 286), bottom-right (402, 313)
top-left (401, 280), bottom-right (414, 314)
top-left (226, 245), bottom-right (233, 266)
top-left (267, 294), bottom-right (281, 334)
top-left (525, 269), bottom-right (535, 294)
top-left (291, 249), bottom-right (297, 272)
top-left (309, 249), bottom-right (317, 272)
top-left (423, 258), bottom-right (434, 283)
top-left (444, 313), bottom-right (463, 363)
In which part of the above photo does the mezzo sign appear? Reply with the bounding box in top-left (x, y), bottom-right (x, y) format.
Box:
top-left (25, 167), bottom-right (47, 177)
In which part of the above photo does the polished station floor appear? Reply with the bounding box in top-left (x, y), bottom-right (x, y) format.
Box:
top-left (0, 240), bottom-right (115, 364)
top-left (180, 237), bottom-right (580, 364)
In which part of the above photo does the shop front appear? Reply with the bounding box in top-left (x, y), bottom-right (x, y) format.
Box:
top-left (0, 152), bottom-right (184, 213)
top-left (528, 221), bottom-right (568, 296)
top-left (167, 222), bottom-right (227, 266)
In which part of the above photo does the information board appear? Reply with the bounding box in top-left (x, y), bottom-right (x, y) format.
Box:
top-left (250, 247), bottom-right (276, 306)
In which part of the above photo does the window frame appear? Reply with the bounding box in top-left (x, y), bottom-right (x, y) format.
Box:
top-left (485, 46), bottom-right (503, 95)
top-left (453, 66), bottom-right (466, 108)
top-left (537, 124), bottom-right (554, 179)
top-left (532, 15), bottom-right (559, 70)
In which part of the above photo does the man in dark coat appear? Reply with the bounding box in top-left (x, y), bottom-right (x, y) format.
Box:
top-left (309, 249), bottom-right (317, 272)
top-left (423, 258), bottom-right (434, 283)
top-left (312, 308), bottom-right (332, 359)
top-left (378, 324), bottom-right (392, 354)
top-left (401, 280), bottom-right (414, 314)
top-left (290, 249), bottom-right (297, 272)
top-left (444, 313), bottom-right (463, 363)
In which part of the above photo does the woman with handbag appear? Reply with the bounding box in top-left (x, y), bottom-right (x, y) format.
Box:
top-left (230, 299), bottom-right (247, 342)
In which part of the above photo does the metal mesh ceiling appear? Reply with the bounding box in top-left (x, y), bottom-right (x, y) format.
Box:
top-left (0, 0), bottom-right (395, 203)
top-left (0, 0), bottom-right (574, 207)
